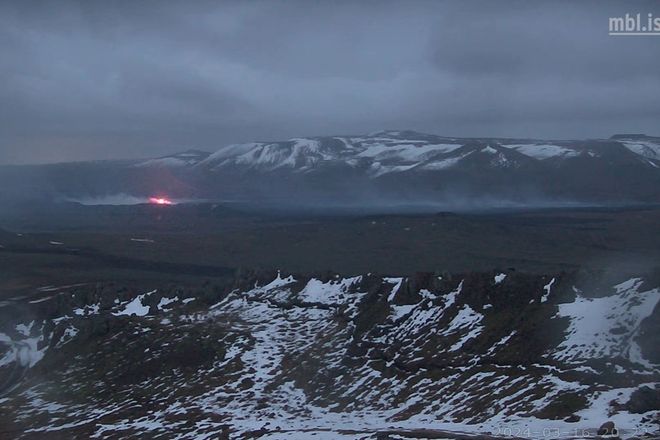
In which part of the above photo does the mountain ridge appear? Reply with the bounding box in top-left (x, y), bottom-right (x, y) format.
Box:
top-left (1, 131), bottom-right (659, 206)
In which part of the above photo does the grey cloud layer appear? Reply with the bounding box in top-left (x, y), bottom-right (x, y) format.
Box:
top-left (1, 0), bottom-right (659, 164)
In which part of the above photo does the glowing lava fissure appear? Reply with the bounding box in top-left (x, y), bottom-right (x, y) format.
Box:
top-left (149, 197), bottom-right (174, 205)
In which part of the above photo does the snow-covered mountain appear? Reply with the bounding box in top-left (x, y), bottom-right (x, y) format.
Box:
top-left (133, 149), bottom-right (211, 168)
top-left (1, 270), bottom-right (658, 438)
top-left (2, 131), bottom-right (660, 206)
top-left (613, 135), bottom-right (660, 162)
top-left (188, 131), bottom-right (659, 176)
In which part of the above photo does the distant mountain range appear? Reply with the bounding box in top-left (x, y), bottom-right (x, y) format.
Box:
top-left (1, 131), bottom-right (659, 207)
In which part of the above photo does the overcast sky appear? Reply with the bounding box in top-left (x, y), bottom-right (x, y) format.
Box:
top-left (1, 0), bottom-right (659, 164)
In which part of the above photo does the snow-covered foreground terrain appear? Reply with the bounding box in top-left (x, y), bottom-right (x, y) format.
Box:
top-left (0, 271), bottom-right (658, 439)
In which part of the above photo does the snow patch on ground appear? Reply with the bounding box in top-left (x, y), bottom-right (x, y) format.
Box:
top-left (541, 278), bottom-right (555, 303)
top-left (113, 291), bottom-right (155, 317)
top-left (157, 296), bottom-right (179, 310)
top-left (385, 277), bottom-right (404, 302)
top-left (502, 143), bottom-right (580, 159)
top-left (74, 304), bottom-right (100, 316)
top-left (444, 305), bottom-right (484, 351)
top-left (261, 272), bottom-right (297, 290)
top-left (555, 278), bottom-right (660, 364)
top-left (298, 276), bottom-right (362, 304)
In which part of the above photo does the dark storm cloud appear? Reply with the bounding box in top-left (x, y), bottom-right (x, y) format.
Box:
top-left (0, 0), bottom-right (659, 164)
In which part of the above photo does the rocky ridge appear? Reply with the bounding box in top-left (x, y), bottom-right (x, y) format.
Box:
top-left (0, 269), bottom-right (658, 439)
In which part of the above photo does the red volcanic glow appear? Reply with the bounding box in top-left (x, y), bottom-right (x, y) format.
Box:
top-left (149, 197), bottom-right (174, 205)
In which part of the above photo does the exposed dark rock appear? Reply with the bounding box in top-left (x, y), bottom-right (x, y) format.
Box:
top-left (597, 420), bottom-right (617, 435)
top-left (637, 303), bottom-right (660, 364)
top-left (626, 386), bottom-right (660, 414)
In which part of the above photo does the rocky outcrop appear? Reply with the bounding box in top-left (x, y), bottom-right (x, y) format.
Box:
top-left (0, 270), bottom-right (658, 438)
top-left (626, 386), bottom-right (660, 414)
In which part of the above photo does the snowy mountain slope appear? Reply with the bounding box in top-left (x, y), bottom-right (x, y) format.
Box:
top-left (196, 135), bottom-right (466, 174)
top-left (195, 135), bottom-right (523, 175)
top-left (500, 143), bottom-right (581, 160)
top-left (612, 135), bottom-right (660, 165)
top-left (134, 149), bottom-right (211, 167)
top-left (192, 132), bottom-right (660, 176)
top-left (623, 141), bottom-right (660, 161)
top-left (0, 270), bottom-right (658, 438)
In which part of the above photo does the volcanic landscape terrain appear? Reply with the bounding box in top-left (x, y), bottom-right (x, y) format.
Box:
top-left (1, 131), bottom-right (659, 439)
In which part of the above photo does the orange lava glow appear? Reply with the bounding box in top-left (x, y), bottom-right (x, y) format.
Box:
top-left (149, 197), bottom-right (174, 205)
